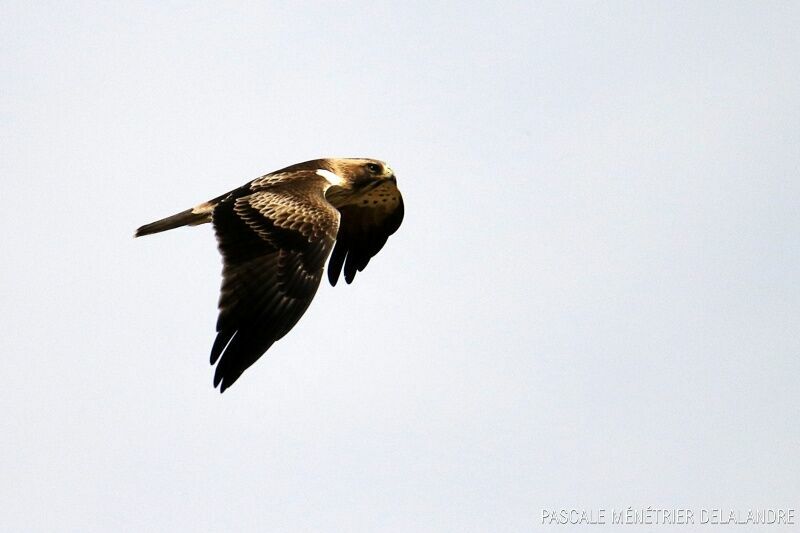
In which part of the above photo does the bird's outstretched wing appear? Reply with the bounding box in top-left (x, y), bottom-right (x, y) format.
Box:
top-left (210, 178), bottom-right (339, 392)
top-left (326, 180), bottom-right (404, 285)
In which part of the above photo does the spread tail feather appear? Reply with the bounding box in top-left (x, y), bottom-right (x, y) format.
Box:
top-left (135, 207), bottom-right (212, 237)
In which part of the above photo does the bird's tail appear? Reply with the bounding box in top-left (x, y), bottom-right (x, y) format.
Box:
top-left (134, 205), bottom-right (213, 237)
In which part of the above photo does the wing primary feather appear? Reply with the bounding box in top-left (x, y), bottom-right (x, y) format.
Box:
top-left (210, 329), bottom-right (236, 365)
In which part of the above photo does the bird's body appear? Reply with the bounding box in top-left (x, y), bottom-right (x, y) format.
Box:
top-left (136, 158), bottom-right (403, 392)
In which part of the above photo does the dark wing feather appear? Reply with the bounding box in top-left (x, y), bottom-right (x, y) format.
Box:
top-left (211, 181), bottom-right (338, 392)
top-left (326, 180), bottom-right (404, 285)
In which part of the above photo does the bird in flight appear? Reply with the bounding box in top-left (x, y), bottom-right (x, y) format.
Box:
top-left (135, 158), bottom-right (404, 392)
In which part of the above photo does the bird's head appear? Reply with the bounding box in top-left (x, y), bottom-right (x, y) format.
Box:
top-left (326, 158), bottom-right (395, 186)
top-left (321, 158), bottom-right (397, 208)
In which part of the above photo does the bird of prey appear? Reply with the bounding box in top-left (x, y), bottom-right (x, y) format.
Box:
top-left (135, 158), bottom-right (404, 392)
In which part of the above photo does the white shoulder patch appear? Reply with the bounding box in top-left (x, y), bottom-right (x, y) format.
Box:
top-left (316, 168), bottom-right (345, 187)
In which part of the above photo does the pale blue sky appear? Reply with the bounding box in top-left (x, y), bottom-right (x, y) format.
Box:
top-left (1, 2), bottom-right (799, 532)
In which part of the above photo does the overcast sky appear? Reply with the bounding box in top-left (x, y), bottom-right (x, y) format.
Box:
top-left (2, 2), bottom-right (799, 532)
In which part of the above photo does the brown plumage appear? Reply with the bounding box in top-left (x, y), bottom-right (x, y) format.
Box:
top-left (135, 158), bottom-right (404, 392)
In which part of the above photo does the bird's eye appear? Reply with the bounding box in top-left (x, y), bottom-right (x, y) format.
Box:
top-left (366, 163), bottom-right (382, 174)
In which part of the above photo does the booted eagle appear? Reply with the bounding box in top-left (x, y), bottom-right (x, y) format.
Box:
top-left (135, 158), bottom-right (404, 392)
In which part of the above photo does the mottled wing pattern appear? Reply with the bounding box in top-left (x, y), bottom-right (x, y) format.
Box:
top-left (210, 174), bottom-right (339, 391)
top-left (326, 180), bottom-right (404, 285)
